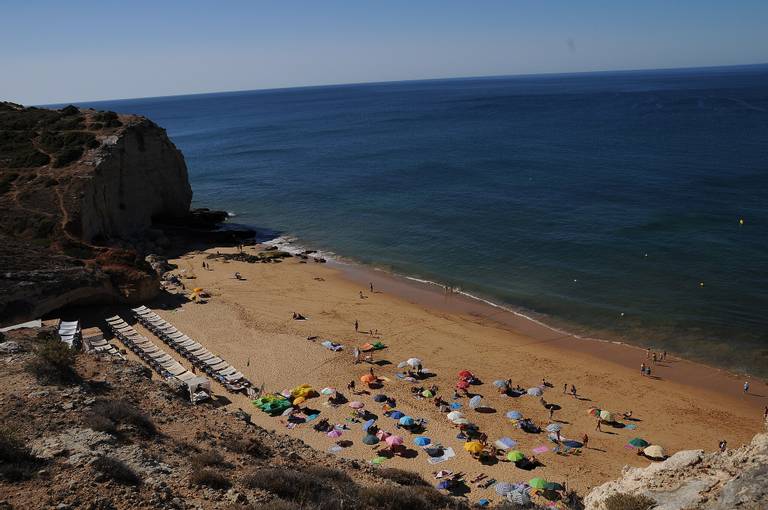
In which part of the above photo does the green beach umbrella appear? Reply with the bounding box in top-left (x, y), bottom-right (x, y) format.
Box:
top-left (529, 477), bottom-right (548, 489)
top-left (629, 438), bottom-right (649, 448)
top-left (371, 456), bottom-right (387, 465)
top-left (506, 450), bottom-right (525, 462)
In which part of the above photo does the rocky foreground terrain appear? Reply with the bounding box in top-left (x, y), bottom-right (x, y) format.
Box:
top-left (0, 102), bottom-right (198, 324)
top-left (0, 327), bottom-right (486, 510)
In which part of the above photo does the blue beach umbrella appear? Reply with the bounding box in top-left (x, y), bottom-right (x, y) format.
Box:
top-left (495, 437), bottom-right (517, 449)
top-left (362, 419), bottom-right (376, 432)
top-left (506, 410), bottom-right (523, 420)
top-left (437, 480), bottom-right (451, 490)
top-left (390, 411), bottom-right (404, 419)
top-left (450, 402), bottom-right (462, 410)
top-left (399, 416), bottom-right (415, 426)
top-left (362, 434), bottom-right (379, 445)
top-left (413, 436), bottom-right (431, 447)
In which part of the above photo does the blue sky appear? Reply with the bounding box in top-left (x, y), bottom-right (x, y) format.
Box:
top-left (2, 0), bottom-right (767, 104)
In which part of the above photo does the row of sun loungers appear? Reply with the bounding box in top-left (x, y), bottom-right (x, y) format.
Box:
top-left (58, 320), bottom-right (80, 348)
top-left (105, 315), bottom-right (197, 384)
top-left (130, 306), bottom-right (252, 393)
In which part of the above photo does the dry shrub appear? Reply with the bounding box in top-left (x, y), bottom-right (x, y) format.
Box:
top-left (376, 467), bottom-right (430, 487)
top-left (242, 468), bottom-right (346, 509)
top-left (222, 435), bottom-right (272, 459)
top-left (85, 399), bottom-right (156, 437)
top-left (191, 450), bottom-right (224, 468)
top-left (0, 426), bottom-right (42, 482)
top-left (604, 493), bottom-right (656, 510)
top-left (190, 468), bottom-right (230, 490)
top-left (91, 456), bottom-right (141, 485)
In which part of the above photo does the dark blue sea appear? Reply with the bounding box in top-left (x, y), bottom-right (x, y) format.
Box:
top-left (72, 65), bottom-right (768, 377)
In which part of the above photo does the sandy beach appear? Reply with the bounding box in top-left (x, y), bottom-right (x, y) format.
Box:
top-left (127, 245), bottom-right (766, 499)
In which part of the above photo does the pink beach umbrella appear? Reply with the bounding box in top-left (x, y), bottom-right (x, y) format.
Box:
top-left (348, 401), bottom-right (365, 409)
top-left (385, 435), bottom-right (404, 447)
top-left (327, 429), bottom-right (343, 439)
top-left (376, 430), bottom-right (391, 441)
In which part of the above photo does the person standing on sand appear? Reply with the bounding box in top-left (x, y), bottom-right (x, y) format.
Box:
top-left (549, 407), bottom-right (555, 420)
top-left (595, 417), bottom-right (602, 431)
top-left (370, 282), bottom-right (374, 293)
top-left (570, 385), bottom-right (577, 398)
top-left (581, 433), bottom-right (589, 449)
top-left (347, 380), bottom-right (355, 394)
top-left (743, 381), bottom-right (750, 393)
top-left (652, 352), bottom-right (657, 364)
top-left (719, 440), bottom-right (727, 452)
top-left (563, 383), bottom-right (567, 394)
top-left (355, 320), bottom-right (359, 333)
top-left (640, 363), bottom-right (646, 376)
top-left (764, 406), bottom-right (768, 421)
top-left (353, 347), bottom-right (360, 364)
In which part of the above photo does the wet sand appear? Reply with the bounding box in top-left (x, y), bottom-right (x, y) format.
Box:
top-left (135, 245), bottom-right (766, 499)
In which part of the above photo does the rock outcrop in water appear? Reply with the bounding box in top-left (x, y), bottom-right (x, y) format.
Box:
top-left (584, 426), bottom-right (768, 509)
top-left (0, 102), bottom-right (193, 324)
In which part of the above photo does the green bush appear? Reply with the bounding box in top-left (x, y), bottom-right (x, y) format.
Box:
top-left (25, 339), bottom-right (78, 384)
top-left (91, 456), bottom-right (141, 485)
top-left (604, 493), bottom-right (656, 510)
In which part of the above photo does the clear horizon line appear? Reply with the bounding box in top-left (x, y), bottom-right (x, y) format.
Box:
top-left (38, 60), bottom-right (768, 108)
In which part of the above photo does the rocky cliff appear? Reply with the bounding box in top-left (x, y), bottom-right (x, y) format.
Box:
top-left (584, 427), bottom-right (768, 510)
top-left (0, 102), bottom-right (192, 324)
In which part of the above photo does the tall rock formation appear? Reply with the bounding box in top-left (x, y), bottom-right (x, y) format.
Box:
top-left (0, 102), bottom-right (192, 324)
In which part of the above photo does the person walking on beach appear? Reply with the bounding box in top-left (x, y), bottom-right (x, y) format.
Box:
top-left (354, 320), bottom-right (359, 333)
top-left (595, 417), bottom-right (602, 431)
top-left (581, 433), bottom-right (589, 449)
top-left (370, 282), bottom-right (374, 293)
top-left (353, 347), bottom-right (360, 364)
top-left (646, 366), bottom-right (652, 377)
top-left (640, 363), bottom-right (646, 376)
top-left (743, 381), bottom-right (750, 393)
top-left (764, 406), bottom-right (768, 422)
top-left (549, 406), bottom-right (555, 420)
top-left (563, 383), bottom-right (567, 394)
top-left (719, 440), bottom-right (727, 452)
top-left (652, 352), bottom-right (657, 364)
top-left (347, 380), bottom-right (356, 394)
top-left (570, 385), bottom-right (577, 398)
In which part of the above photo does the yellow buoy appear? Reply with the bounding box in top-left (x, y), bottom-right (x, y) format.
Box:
top-left (699, 282), bottom-right (704, 287)
top-left (739, 218), bottom-right (744, 225)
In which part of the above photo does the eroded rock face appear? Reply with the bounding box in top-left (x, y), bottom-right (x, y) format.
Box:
top-left (584, 428), bottom-right (768, 510)
top-left (0, 103), bottom-right (191, 324)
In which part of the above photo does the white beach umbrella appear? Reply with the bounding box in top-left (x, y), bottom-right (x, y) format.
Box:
top-left (397, 361), bottom-right (408, 369)
top-left (546, 423), bottom-right (562, 433)
top-left (527, 387), bottom-right (543, 397)
top-left (447, 411), bottom-right (464, 421)
top-left (407, 358), bottom-right (422, 367)
top-left (643, 445), bottom-right (666, 459)
top-left (469, 395), bottom-right (482, 409)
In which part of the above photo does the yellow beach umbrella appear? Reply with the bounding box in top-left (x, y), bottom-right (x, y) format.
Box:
top-left (463, 441), bottom-right (483, 454)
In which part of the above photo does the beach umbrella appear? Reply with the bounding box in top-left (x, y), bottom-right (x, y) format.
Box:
top-left (362, 419), bottom-right (376, 432)
top-left (399, 416), bottom-right (415, 426)
top-left (463, 441), bottom-right (483, 454)
top-left (376, 430), bottom-right (390, 440)
top-left (413, 436), bottom-right (431, 447)
top-left (506, 450), bottom-right (525, 462)
top-left (546, 423), bottom-right (562, 433)
top-left (425, 446), bottom-right (445, 457)
top-left (397, 361), bottom-right (408, 369)
top-left (422, 390), bottom-right (433, 398)
top-left (447, 411), bottom-right (464, 421)
top-left (437, 480), bottom-right (451, 490)
top-left (281, 407), bottom-right (294, 417)
top-left (385, 435), bottom-right (404, 447)
top-left (371, 456), bottom-right (386, 465)
top-left (456, 380), bottom-right (470, 389)
top-left (193, 287), bottom-right (204, 293)
top-left (389, 411), bottom-right (404, 419)
top-left (599, 410), bottom-right (614, 422)
top-left (529, 477), bottom-right (548, 489)
top-left (643, 445), bottom-right (666, 459)
top-left (587, 407), bottom-right (601, 417)
top-left (452, 418), bottom-right (470, 425)
top-left (348, 401), bottom-right (365, 409)
top-left (320, 387), bottom-right (336, 396)
top-left (495, 437), bottom-right (517, 450)
top-left (407, 358), bottom-right (422, 367)
top-left (373, 394), bottom-right (388, 402)
top-left (506, 410), bottom-right (523, 420)
top-left (458, 370), bottom-right (474, 379)
top-left (362, 434), bottom-right (379, 445)
top-left (493, 380), bottom-right (508, 388)
top-left (629, 438), bottom-right (650, 448)
top-left (327, 429), bottom-right (342, 438)
top-left (545, 482), bottom-right (565, 491)
top-left (293, 396), bottom-right (306, 406)
top-left (527, 387), bottom-right (543, 397)
top-left (469, 395), bottom-right (482, 409)
top-left (495, 482), bottom-right (514, 496)
top-left (450, 402), bottom-right (462, 410)
top-left (360, 374), bottom-right (376, 384)
top-left (478, 498), bottom-right (490, 507)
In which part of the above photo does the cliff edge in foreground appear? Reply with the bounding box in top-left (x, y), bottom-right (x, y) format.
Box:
top-left (585, 427), bottom-right (768, 509)
top-left (0, 102), bottom-right (192, 324)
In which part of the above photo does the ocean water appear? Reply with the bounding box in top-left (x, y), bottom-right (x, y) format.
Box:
top-left (74, 65), bottom-right (768, 377)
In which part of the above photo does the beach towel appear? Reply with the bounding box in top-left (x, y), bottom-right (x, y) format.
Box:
top-left (532, 446), bottom-right (550, 454)
top-left (321, 340), bottom-right (343, 351)
top-left (427, 447), bottom-right (456, 465)
top-left (624, 423), bottom-right (637, 430)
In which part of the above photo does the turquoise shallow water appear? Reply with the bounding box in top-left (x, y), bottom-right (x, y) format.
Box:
top-left (73, 65), bottom-right (768, 377)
